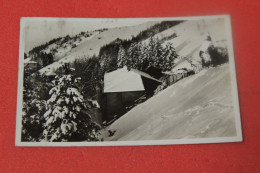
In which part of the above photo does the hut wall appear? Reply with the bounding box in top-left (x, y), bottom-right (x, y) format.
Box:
top-left (105, 91), bottom-right (144, 121)
top-left (176, 73), bottom-right (183, 81)
top-left (164, 74), bottom-right (178, 86)
top-left (141, 77), bottom-right (161, 95)
top-left (105, 92), bottom-right (123, 121)
top-left (25, 63), bottom-right (38, 69)
top-left (121, 91), bottom-right (144, 106)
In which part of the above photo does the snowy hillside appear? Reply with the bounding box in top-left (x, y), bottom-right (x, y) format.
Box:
top-left (39, 21), bottom-right (159, 74)
top-left (104, 64), bottom-right (237, 141)
top-left (38, 18), bottom-right (226, 74)
top-left (41, 32), bottom-right (98, 61)
top-left (142, 18), bottom-right (228, 63)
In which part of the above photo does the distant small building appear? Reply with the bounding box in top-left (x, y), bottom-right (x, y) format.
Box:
top-left (174, 57), bottom-right (202, 73)
top-left (162, 69), bottom-right (187, 86)
top-left (44, 69), bottom-right (56, 77)
top-left (191, 60), bottom-right (202, 73)
top-left (43, 68), bottom-right (57, 81)
top-left (24, 58), bottom-right (38, 69)
top-left (162, 57), bottom-right (201, 86)
top-left (103, 66), bottom-right (162, 121)
top-left (172, 57), bottom-right (193, 72)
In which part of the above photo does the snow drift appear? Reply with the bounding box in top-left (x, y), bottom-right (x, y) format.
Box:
top-left (104, 64), bottom-right (237, 141)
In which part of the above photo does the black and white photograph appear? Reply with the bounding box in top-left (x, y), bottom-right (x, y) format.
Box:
top-left (16, 15), bottom-right (242, 146)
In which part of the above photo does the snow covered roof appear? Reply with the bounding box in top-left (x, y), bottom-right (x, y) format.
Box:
top-left (24, 58), bottom-right (37, 64)
top-left (163, 56), bottom-right (202, 75)
top-left (162, 71), bottom-right (172, 75)
top-left (104, 67), bottom-right (161, 93)
top-left (24, 58), bottom-right (31, 63)
top-left (174, 69), bottom-right (188, 74)
top-left (45, 71), bottom-right (56, 76)
top-left (163, 69), bottom-right (187, 75)
top-left (130, 68), bottom-right (162, 83)
top-left (169, 57), bottom-right (193, 73)
top-left (44, 68), bottom-right (56, 76)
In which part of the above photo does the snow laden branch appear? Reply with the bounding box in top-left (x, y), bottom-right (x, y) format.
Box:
top-left (43, 74), bottom-right (100, 142)
top-left (117, 37), bottom-right (179, 72)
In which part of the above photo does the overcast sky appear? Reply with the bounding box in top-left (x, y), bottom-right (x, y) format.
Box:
top-left (22, 18), bottom-right (155, 53)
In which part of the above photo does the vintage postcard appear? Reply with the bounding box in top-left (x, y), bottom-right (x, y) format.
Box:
top-left (16, 15), bottom-right (242, 146)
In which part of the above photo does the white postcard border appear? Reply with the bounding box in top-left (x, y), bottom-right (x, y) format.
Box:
top-left (16, 14), bottom-right (243, 147)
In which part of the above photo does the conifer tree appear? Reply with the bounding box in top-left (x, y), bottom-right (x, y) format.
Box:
top-left (22, 71), bottom-right (52, 141)
top-left (146, 37), bottom-right (164, 69)
top-left (42, 74), bottom-right (100, 142)
top-left (163, 42), bottom-right (178, 70)
top-left (127, 42), bottom-right (141, 69)
top-left (117, 45), bottom-right (127, 68)
top-left (147, 37), bottom-right (156, 65)
top-left (153, 37), bottom-right (164, 69)
top-left (139, 43), bottom-right (149, 70)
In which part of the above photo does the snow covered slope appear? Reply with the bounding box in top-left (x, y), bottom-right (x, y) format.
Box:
top-left (104, 64), bottom-right (237, 141)
top-left (39, 22), bottom-right (159, 74)
top-left (159, 18), bottom-right (227, 62)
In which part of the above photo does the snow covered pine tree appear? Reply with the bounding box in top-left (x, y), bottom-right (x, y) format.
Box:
top-left (117, 45), bottom-right (127, 68)
top-left (163, 42), bottom-right (178, 71)
top-left (42, 74), bottom-right (100, 142)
